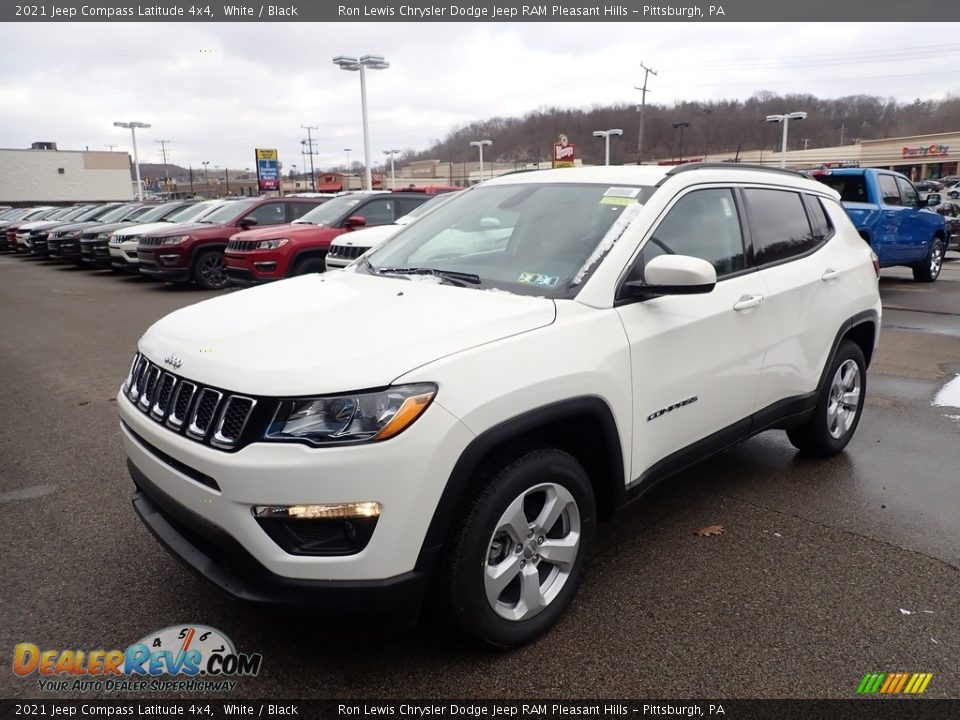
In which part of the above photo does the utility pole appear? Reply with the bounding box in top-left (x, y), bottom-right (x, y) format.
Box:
top-left (156, 140), bottom-right (171, 195)
top-left (301, 124), bottom-right (318, 191)
top-left (839, 123), bottom-right (846, 145)
top-left (635, 62), bottom-right (657, 164)
top-left (802, 138), bottom-right (810, 150)
top-left (104, 144), bottom-right (117, 152)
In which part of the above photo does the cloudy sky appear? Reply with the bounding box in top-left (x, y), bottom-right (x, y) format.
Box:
top-left (1, 22), bottom-right (957, 172)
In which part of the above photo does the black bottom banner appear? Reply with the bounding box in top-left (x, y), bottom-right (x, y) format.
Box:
top-left (3, 699), bottom-right (960, 720)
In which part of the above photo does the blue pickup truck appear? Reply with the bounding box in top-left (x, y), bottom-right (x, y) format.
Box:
top-left (811, 168), bottom-right (946, 282)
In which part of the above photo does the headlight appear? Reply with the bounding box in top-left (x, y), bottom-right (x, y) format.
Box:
top-left (63, 230), bottom-right (82, 239)
top-left (264, 383), bottom-right (437, 446)
top-left (160, 235), bottom-right (191, 246)
top-left (256, 238), bottom-right (289, 250)
top-left (97, 232), bottom-right (112, 240)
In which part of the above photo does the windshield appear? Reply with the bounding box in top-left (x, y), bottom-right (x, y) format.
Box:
top-left (96, 204), bottom-right (139, 223)
top-left (58, 206), bottom-right (95, 220)
top-left (123, 205), bottom-right (159, 220)
top-left (76, 204), bottom-right (118, 221)
top-left (165, 202), bottom-right (215, 223)
top-left (364, 183), bottom-right (654, 298)
top-left (294, 195), bottom-right (361, 225)
top-left (134, 203), bottom-right (185, 223)
top-left (199, 199), bottom-right (257, 224)
top-left (45, 207), bottom-right (80, 220)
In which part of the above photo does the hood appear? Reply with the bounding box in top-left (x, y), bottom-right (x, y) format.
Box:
top-left (139, 271), bottom-right (556, 396)
top-left (231, 223), bottom-right (327, 241)
top-left (331, 224), bottom-right (400, 249)
top-left (49, 221), bottom-right (105, 236)
top-left (113, 220), bottom-right (182, 238)
top-left (145, 222), bottom-right (226, 238)
top-left (81, 220), bottom-right (137, 237)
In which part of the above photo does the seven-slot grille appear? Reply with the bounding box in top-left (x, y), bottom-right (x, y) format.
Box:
top-left (226, 239), bottom-right (259, 251)
top-left (124, 353), bottom-right (256, 450)
top-left (327, 244), bottom-right (369, 260)
top-left (138, 236), bottom-right (166, 247)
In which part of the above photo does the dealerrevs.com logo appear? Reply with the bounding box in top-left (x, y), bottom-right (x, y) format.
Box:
top-left (13, 624), bottom-right (262, 693)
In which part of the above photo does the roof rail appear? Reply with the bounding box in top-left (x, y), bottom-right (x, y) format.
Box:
top-left (663, 162), bottom-right (807, 179)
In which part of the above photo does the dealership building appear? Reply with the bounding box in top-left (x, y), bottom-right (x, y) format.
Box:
top-left (0, 143), bottom-right (134, 204)
top-left (692, 130), bottom-right (960, 180)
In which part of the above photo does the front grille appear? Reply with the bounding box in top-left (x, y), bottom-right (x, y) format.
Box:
top-left (328, 244), bottom-right (369, 260)
top-left (139, 236), bottom-right (165, 247)
top-left (227, 239), bottom-right (259, 251)
top-left (123, 352), bottom-right (257, 450)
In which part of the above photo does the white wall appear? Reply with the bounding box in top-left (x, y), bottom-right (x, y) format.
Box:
top-left (0, 149), bottom-right (134, 203)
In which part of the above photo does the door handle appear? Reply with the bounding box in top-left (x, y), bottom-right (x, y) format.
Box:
top-left (821, 268), bottom-right (841, 281)
top-left (733, 294), bottom-right (764, 312)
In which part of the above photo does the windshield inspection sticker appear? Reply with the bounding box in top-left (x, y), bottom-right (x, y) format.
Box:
top-left (518, 272), bottom-right (560, 287)
top-left (601, 187), bottom-right (642, 205)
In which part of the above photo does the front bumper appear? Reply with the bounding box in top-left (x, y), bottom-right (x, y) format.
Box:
top-left (138, 249), bottom-right (190, 281)
top-left (225, 251), bottom-right (285, 283)
top-left (49, 239), bottom-right (82, 261)
top-left (118, 385), bottom-right (472, 587)
top-left (81, 240), bottom-right (112, 267)
top-left (130, 460), bottom-right (438, 617)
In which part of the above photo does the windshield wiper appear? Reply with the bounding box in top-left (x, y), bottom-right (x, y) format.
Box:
top-left (376, 266), bottom-right (481, 287)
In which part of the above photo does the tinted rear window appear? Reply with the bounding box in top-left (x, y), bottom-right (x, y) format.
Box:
top-left (813, 174), bottom-right (868, 203)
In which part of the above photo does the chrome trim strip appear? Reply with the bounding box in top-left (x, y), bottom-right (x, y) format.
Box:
top-left (211, 396), bottom-right (257, 449)
top-left (186, 388), bottom-right (223, 439)
top-left (166, 381), bottom-right (196, 430)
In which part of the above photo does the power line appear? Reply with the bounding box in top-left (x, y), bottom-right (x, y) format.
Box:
top-left (301, 124), bottom-right (318, 190)
top-left (155, 139), bottom-right (171, 192)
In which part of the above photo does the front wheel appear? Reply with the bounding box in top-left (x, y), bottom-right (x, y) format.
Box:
top-left (192, 250), bottom-right (228, 290)
top-left (441, 446), bottom-right (596, 648)
top-left (293, 257), bottom-right (326, 276)
top-left (786, 340), bottom-right (866, 457)
top-left (912, 239), bottom-right (943, 282)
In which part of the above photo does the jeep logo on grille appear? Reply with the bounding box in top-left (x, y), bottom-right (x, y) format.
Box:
top-left (163, 354), bottom-right (183, 369)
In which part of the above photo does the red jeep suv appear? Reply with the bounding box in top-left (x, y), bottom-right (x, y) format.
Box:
top-left (137, 197), bottom-right (324, 289)
top-left (224, 192), bottom-right (432, 285)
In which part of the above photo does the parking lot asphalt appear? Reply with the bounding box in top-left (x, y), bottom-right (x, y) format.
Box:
top-left (1, 254), bottom-right (958, 700)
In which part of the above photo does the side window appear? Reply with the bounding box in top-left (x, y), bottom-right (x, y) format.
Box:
top-left (895, 177), bottom-right (919, 208)
top-left (244, 202), bottom-right (286, 227)
top-left (355, 199), bottom-right (395, 226)
top-left (743, 189), bottom-right (817, 265)
top-left (634, 188), bottom-right (745, 279)
top-left (803, 195), bottom-right (833, 240)
top-left (286, 202), bottom-right (316, 221)
top-left (878, 175), bottom-right (902, 206)
top-left (397, 198), bottom-right (426, 218)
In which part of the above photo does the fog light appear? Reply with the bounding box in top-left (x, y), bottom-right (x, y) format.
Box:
top-left (254, 261), bottom-right (278, 272)
top-left (253, 502), bottom-right (380, 519)
top-left (159, 254), bottom-right (180, 265)
top-left (252, 503), bottom-right (380, 555)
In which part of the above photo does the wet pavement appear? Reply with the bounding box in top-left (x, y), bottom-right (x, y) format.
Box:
top-left (1, 253), bottom-right (958, 700)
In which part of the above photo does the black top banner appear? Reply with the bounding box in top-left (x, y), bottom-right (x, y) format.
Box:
top-left (3, 0), bottom-right (959, 22)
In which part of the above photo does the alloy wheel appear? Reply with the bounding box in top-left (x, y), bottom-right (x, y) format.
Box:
top-left (484, 482), bottom-right (581, 622)
top-left (827, 359), bottom-right (861, 439)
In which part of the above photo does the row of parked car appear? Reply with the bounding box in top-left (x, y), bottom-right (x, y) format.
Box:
top-left (0, 187), bottom-right (460, 289)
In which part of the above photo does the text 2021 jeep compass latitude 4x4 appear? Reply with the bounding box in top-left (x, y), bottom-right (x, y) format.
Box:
top-left (120, 164), bottom-right (881, 647)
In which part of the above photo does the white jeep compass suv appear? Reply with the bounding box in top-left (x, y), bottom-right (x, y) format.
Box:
top-left (119, 164), bottom-right (881, 647)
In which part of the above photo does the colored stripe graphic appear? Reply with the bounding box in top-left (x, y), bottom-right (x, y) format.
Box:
top-left (858, 672), bottom-right (932, 694)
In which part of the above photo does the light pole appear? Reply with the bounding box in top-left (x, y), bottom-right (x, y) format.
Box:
top-left (469, 140), bottom-right (492, 184)
top-left (344, 148), bottom-right (351, 172)
top-left (592, 129), bottom-right (623, 166)
top-left (765, 111), bottom-right (808, 168)
top-left (672, 121), bottom-right (690, 163)
top-left (333, 55), bottom-right (390, 191)
top-left (113, 121), bottom-right (151, 200)
top-left (383, 149), bottom-right (399, 190)
top-left (701, 107), bottom-right (713, 160)
top-left (202, 161), bottom-right (210, 197)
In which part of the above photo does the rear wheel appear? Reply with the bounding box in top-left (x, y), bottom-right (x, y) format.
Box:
top-left (912, 238), bottom-right (943, 282)
top-left (441, 446), bottom-right (596, 648)
top-left (293, 257), bottom-right (326, 276)
top-left (193, 250), bottom-right (228, 290)
top-left (786, 340), bottom-right (866, 457)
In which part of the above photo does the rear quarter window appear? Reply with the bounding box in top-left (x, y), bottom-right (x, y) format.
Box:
top-left (743, 188), bottom-right (818, 265)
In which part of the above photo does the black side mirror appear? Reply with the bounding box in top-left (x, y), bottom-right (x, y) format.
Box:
top-left (925, 193), bottom-right (942, 207)
top-left (238, 217), bottom-right (258, 228)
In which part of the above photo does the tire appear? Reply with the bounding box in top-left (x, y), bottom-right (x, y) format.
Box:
top-left (441, 445), bottom-right (596, 648)
top-left (786, 340), bottom-right (866, 457)
top-left (912, 238), bottom-right (943, 282)
top-left (192, 249), bottom-right (228, 290)
top-left (293, 257), bottom-right (326, 276)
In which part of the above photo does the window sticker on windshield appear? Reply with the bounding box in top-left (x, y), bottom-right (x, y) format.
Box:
top-left (600, 196), bottom-right (638, 206)
top-left (518, 272), bottom-right (560, 287)
top-left (720, 196), bottom-right (734, 217)
top-left (604, 186), bottom-right (641, 198)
